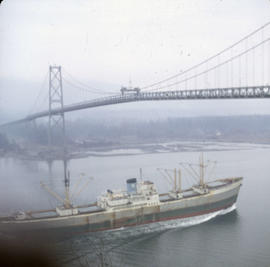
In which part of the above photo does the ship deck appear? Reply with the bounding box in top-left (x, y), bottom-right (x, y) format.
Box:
top-left (0, 177), bottom-right (242, 222)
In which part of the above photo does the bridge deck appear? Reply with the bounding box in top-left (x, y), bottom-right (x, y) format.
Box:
top-left (2, 85), bottom-right (270, 126)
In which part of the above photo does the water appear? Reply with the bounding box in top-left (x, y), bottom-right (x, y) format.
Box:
top-left (1, 142), bottom-right (270, 266)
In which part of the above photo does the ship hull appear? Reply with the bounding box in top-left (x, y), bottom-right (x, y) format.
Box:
top-left (0, 179), bottom-right (242, 237)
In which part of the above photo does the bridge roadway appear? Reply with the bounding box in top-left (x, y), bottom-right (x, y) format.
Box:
top-left (2, 85), bottom-right (270, 126)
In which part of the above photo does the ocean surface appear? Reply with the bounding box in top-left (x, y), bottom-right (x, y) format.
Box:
top-left (1, 142), bottom-right (270, 267)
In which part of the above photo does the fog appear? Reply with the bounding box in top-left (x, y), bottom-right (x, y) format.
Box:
top-left (1, 0), bottom-right (270, 123)
top-left (1, 2), bottom-right (270, 265)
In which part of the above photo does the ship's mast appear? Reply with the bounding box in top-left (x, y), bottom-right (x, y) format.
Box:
top-left (199, 153), bottom-right (205, 187)
top-left (157, 168), bottom-right (182, 193)
top-left (174, 168), bottom-right (177, 192)
top-left (139, 168), bottom-right (143, 181)
top-left (64, 164), bottom-right (71, 209)
top-left (178, 169), bottom-right (181, 192)
top-left (40, 182), bottom-right (71, 208)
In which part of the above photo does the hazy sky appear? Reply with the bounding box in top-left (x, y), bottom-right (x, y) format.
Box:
top-left (0, 0), bottom-right (270, 122)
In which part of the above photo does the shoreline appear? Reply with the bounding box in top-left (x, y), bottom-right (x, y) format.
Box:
top-left (1, 140), bottom-right (270, 161)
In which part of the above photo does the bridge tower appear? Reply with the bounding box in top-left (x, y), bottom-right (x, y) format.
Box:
top-left (48, 65), bottom-right (70, 207)
top-left (48, 65), bottom-right (66, 149)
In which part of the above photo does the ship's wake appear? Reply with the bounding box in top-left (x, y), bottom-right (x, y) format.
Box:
top-left (101, 204), bottom-right (237, 240)
top-left (156, 203), bottom-right (237, 230)
top-left (60, 205), bottom-right (237, 266)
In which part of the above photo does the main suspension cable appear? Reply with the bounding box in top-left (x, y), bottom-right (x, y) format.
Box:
top-left (141, 21), bottom-right (270, 90)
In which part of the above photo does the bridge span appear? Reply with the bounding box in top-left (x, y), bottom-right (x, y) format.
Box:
top-left (2, 85), bottom-right (270, 127)
top-left (2, 21), bottom-right (270, 128)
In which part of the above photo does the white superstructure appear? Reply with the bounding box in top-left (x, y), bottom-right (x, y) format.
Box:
top-left (97, 179), bottom-right (160, 210)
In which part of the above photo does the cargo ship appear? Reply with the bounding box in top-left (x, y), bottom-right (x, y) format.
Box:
top-left (0, 155), bottom-right (243, 237)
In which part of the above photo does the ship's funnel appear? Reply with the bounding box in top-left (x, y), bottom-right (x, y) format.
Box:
top-left (126, 178), bottom-right (137, 194)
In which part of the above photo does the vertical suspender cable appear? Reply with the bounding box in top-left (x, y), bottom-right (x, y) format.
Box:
top-left (245, 38), bottom-right (248, 87)
top-left (239, 51), bottom-right (241, 87)
top-left (253, 43), bottom-right (255, 85)
top-left (262, 28), bottom-right (264, 85)
top-left (231, 49), bottom-right (234, 87)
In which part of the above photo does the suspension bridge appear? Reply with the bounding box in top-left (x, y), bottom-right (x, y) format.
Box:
top-left (1, 21), bottom-right (270, 128)
top-left (1, 21), bottom-right (269, 196)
